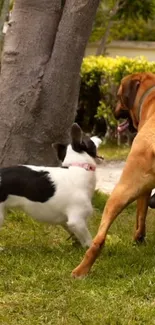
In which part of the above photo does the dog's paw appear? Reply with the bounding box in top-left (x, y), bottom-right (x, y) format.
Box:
top-left (71, 262), bottom-right (91, 279)
top-left (66, 234), bottom-right (80, 246)
top-left (72, 239), bottom-right (81, 247)
top-left (133, 231), bottom-right (146, 244)
top-left (81, 238), bottom-right (92, 248)
top-left (71, 266), bottom-right (88, 279)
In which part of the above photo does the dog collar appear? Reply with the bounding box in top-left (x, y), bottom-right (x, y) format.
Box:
top-left (137, 85), bottom-right (155, 121)
top-left (62, 163), bottom-right (96, 171)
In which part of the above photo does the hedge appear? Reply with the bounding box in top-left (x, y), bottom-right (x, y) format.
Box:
top-left (76, 56), bottom-right (155, 136)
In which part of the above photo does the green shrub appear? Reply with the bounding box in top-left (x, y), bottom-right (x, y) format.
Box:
top-left (77, 56), bottom-right (155, 135)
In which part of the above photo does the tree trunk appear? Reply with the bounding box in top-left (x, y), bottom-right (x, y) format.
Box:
top-left (96, 0), bottom-right (119, 56)
top-left (0, 0), bottom-right (100, 166)
top-left (96, 18), bottom-right (113, 55)
top-left (0, 0), bottom-right (10, 55)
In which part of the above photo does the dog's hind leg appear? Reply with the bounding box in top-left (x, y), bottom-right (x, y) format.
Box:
top-left (134, 191), bottom-right (151, 242)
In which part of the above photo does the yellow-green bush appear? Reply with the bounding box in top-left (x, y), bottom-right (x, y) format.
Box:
top-left (77, 56), bottom-right (155, 135)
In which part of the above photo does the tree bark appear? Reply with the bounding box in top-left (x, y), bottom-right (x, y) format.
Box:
top-left (0, 0), bottom-right (10, 55)
top-left (0, 0), bottom-right (100, 166)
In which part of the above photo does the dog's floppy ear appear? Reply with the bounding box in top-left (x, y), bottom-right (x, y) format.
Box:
top-left (52, 143), bottom-right (67, 162)
top-left (122, 79), bottom-right (140, 110)
top-left (71, 123), bottom-right (82, 145)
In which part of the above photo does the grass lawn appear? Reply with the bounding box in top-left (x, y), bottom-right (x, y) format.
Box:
top-left (0, 192), bottom-right (155, 324)
top-left (99, 142), bottom-right (130, 161)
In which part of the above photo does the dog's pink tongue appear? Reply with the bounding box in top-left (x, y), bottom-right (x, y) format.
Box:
top-left (117, 120), bottom-right (129, 133)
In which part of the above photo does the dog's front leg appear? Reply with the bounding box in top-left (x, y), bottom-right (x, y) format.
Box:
top-left (67, 217), bottom-right (92, 248)
top-left (133, 191), bottom-right (151, 242)
top-left (72, 184), bottom-right (130, 278)
top-left (72, 169), bottom-right (153, 278)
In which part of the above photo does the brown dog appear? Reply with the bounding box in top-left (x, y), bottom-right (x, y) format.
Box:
top-left (72, 72), bottom-right (155, 278)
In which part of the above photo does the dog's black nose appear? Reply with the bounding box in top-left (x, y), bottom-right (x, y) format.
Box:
top-left (114, 109), bottom-right (129, 120)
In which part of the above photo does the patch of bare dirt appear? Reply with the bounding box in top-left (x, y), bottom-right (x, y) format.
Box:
top-left (96, 161), bottom-right (125, 194)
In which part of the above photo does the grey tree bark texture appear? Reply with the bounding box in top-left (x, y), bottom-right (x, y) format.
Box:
top-left (0, 0), bottom-right (100, 166)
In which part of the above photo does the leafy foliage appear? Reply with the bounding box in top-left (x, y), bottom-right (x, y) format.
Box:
top-left (0, 0), bottom-right (13, 17)
top-left (90, 0), bottom-right (117, 43)
top-left (77, 56), bottom-right (155, 134)
top-left (90, 0), bottom-right (155, 43)
top-left (0, 0), bottom-right (4, 15)
top-left (111, 18), bottom-right (155, 41)
top-left (117, 0), bottom-right (155, 21)
top-left (9, 0), bottom-right (13, 10)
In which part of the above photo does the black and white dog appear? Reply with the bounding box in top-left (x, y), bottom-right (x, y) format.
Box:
top-left (0, 124), bottom-right (100, 248)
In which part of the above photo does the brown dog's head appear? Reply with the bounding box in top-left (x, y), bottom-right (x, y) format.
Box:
top-left (114, 72), bottom-right (155, 133)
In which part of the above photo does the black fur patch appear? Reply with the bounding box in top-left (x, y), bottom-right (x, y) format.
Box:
top-left (0, 166), bottom-right (56, 203)
top-left (149, 193), bottom-right (155, 209)
top-left (72, 136), bottom-right (97, 158)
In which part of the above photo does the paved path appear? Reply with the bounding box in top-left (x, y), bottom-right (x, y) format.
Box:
top-left (96, 161), bottom-right (125, 194)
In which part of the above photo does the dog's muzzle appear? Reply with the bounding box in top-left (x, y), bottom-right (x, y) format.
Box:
top-left (114, 109), bottom-right (137, 134)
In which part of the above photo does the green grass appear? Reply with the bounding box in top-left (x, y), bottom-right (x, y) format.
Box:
top-left (99, 142), bottom-right (130, 161)
top-left (0, 192), bottom-right (155, 324)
